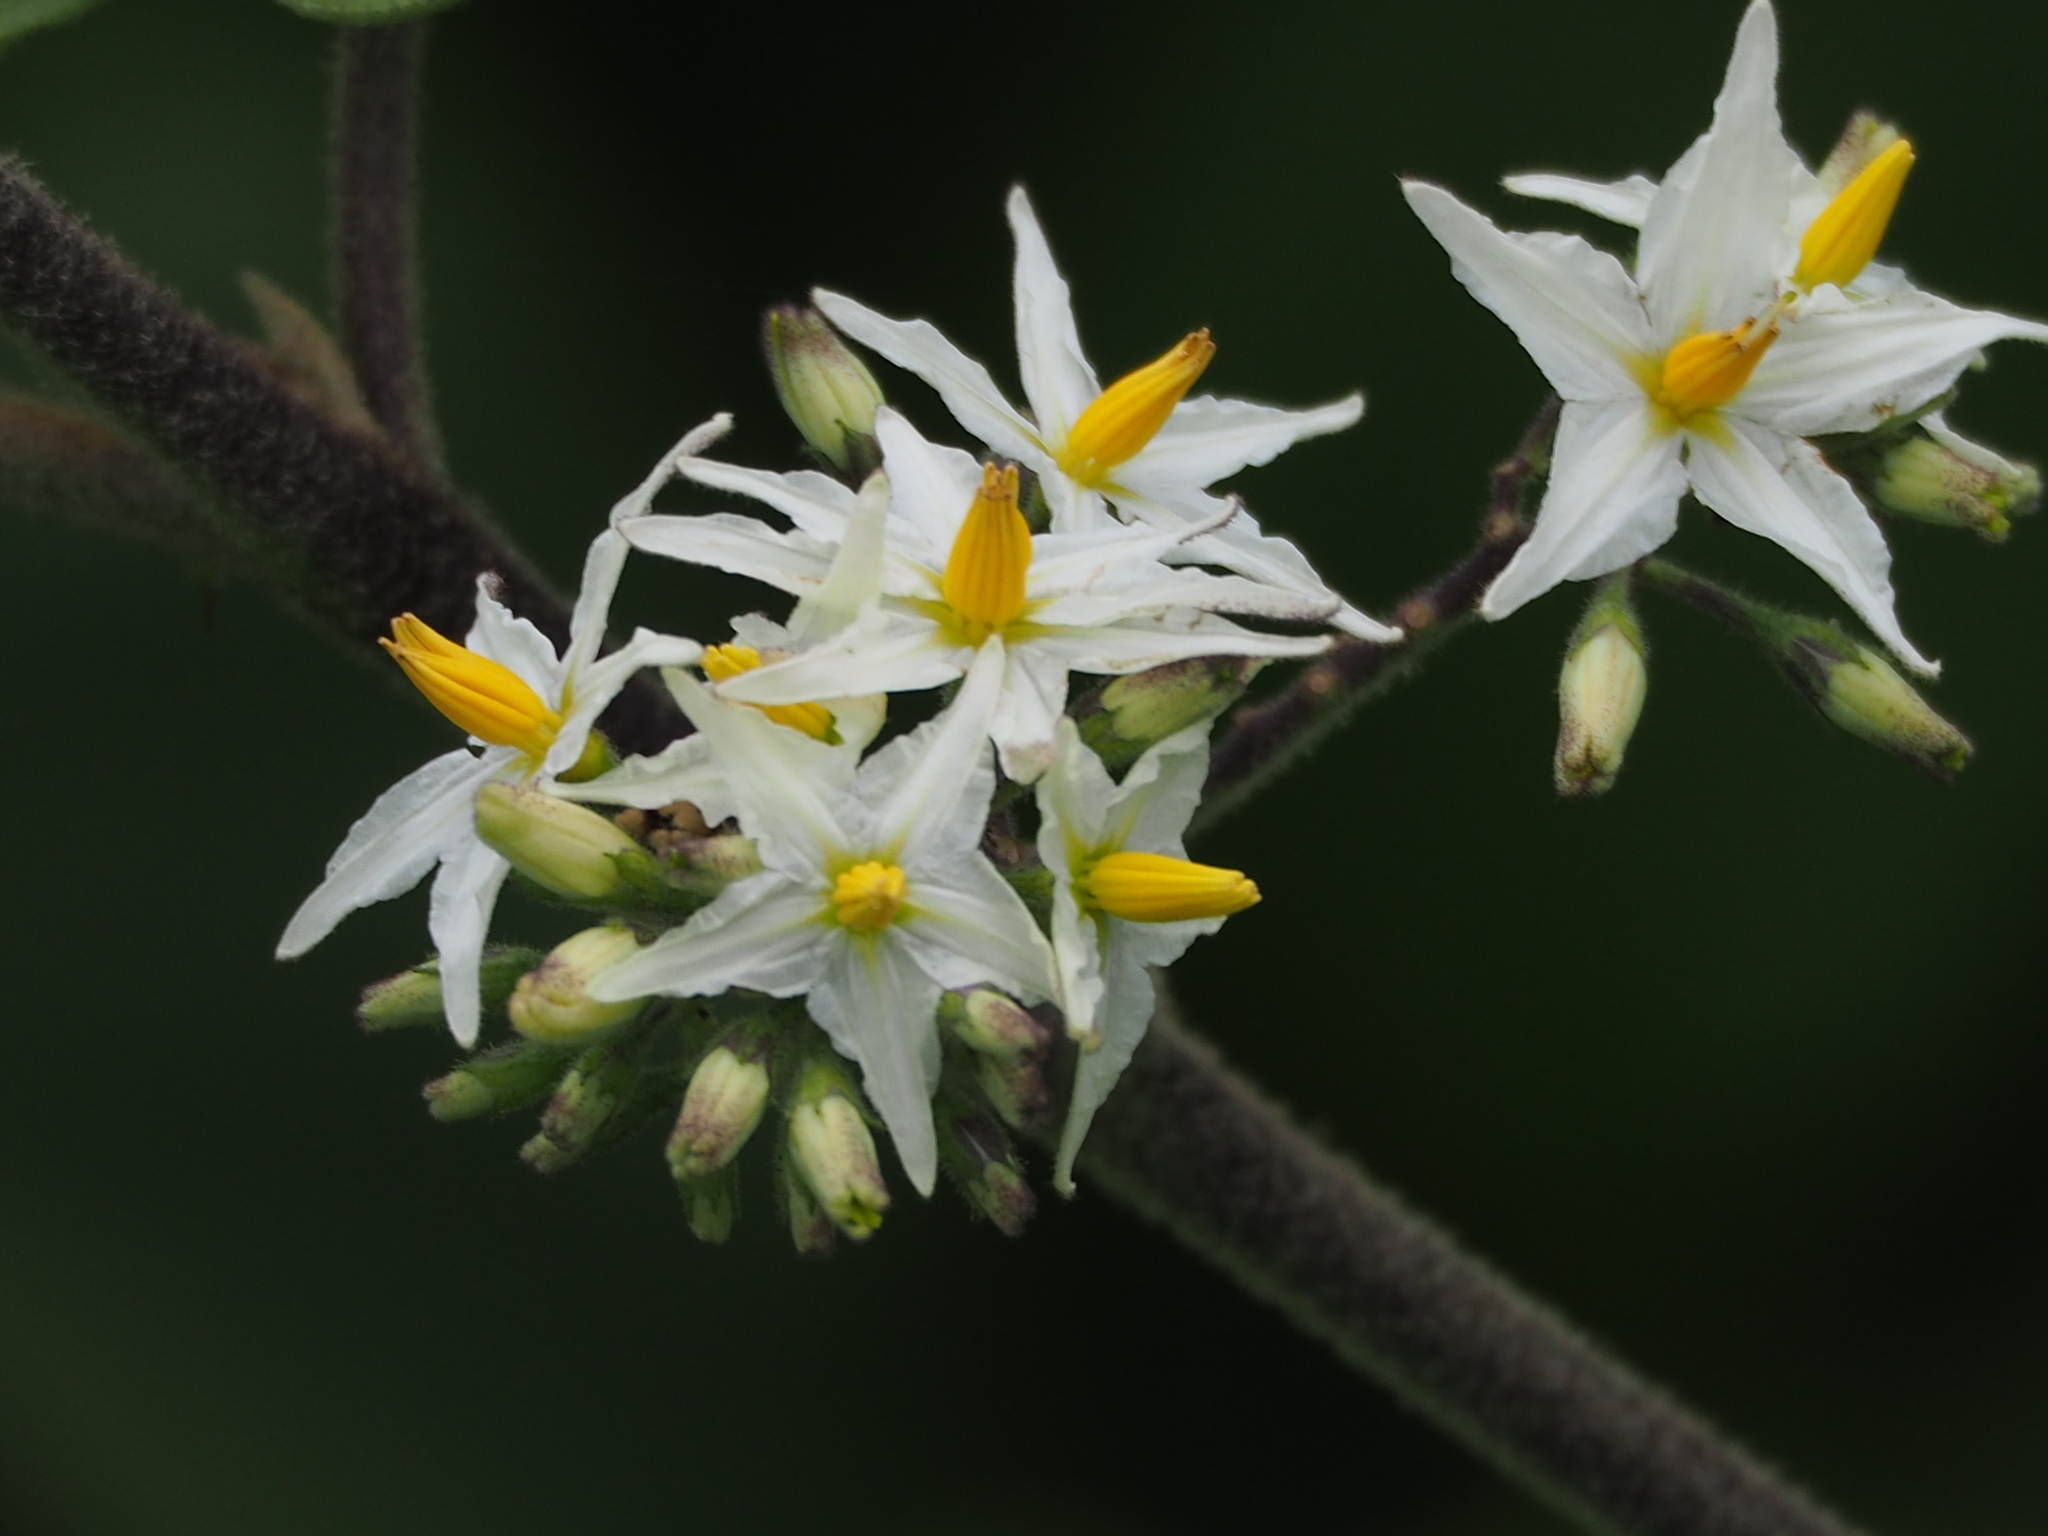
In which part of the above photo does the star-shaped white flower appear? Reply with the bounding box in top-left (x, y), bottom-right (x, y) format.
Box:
top-left (619, 407), bottom-right (1334, 783)
top-left (812, 187), bottom-right (1398, 642)
top-left (276, 453), bottom-right (705, 1045)
top-left (1403, 0), bottom-right (2048, 675)
top-left (588, 641), bottom-right (1057, 1195)
top-left (1035, 717), bottom-right (1257, 1191)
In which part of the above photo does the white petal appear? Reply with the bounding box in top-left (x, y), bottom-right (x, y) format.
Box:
top-left (806, 935), bottom-right (944, 1196)
top-left (674, 455), bottom-right (856, 544)
top-left (546, 627), bottom-right (703, 778)
top-left (866, 637), bottom-right (1007, 861)
top-left (1046, 882), bottom-right (1106, 1054)
top-left (618, 512), bottom-right (835, 597)
top-left (1482, 399), bottom-right (1687, 620)
top-left (1037, 715), bottom-right (1117, 861)
top-left (1502, 171), bottom-right (1658, 228)
top-left (603, 419), bottom-right (715, 531)
top-left (713, 607), bottom-right (964, 706)
top-left (1007, 185), bottom-right (1100, 441)
top-left (465, 579), bottom-right (561, 700)
top-left (427, 834), bottom-right (512, 1048)
top-left (559, 527), bottom-right (630, 687)
top-left (791, 469), bottom-right (891, 645)
top-left (1922, 411), bottom-right (2028, 479)
top-left (1401, 180), bottom-right (1653, 399)
top-left (990, 646), bottom-right (1069, 785)
top-left (812, 288), bottom-right (1043, 465)
top-left (276, 748), bottom-right (504, 959)
top-left (1023, 612), bottom-right (1333, 675)
top-left (894, 852), bottom-right (1057, 1004)
top-left (1042, 472), bottom-right (1116, 536)
top-left (1635, 1), bottom-right (1798, 338)
top-left (1116, 722), bottom-right (1215, 855)
top-left (1737, 288), bottom-right (2048, 437)
top-left (1686, 417), bottom-right (1936, 673)
top-left (551, 732), bottom-right (736, 823)
top-left (1120, 392), bottom-right (1363, 491)
top-left (873, 407), bottom-right (987, 566)
top-left (590, 872), bottom-right (829, 1002)
top-left (1054, 934), bottom-right (1157, 1193)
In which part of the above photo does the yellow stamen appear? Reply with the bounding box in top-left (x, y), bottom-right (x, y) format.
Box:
top-left (1795, 137), bottom-right (1914, 291)
top-left (1082, 850), bottom-right (1260, 923)
top-left (702, 642), bottom-right (837, 742)
top-left (940, 462), bottom-right (1032, 646)
top-left (381, 614), bottom-right (561, 757)
top-left (1654, 316), bottom-right (1778, 422)
top-left (832, 861), bottom-right (907, 932)
top-left (1056, 329), bottom-right (1215, 486)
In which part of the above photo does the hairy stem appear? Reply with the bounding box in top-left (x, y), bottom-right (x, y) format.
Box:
top-left (1081, 990), bottom-right (1867, 1536)
top-left (1196, 397), bottom-right (1559, 833)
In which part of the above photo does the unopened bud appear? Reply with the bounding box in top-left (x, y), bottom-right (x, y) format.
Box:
top-left (940, 1111), bottom-right (1036, 1238)
top-left (423, 1037), bottom-right (575, 1122)
top-left (1786, 634), bottom-right (1972, 781)
top-left (677, 1165), bottom-right (739, 1245)
top-left (977, 1054), bottom-right (1053, 1132)
top-left (669, 1037), bottom-right (773, 1178)
top-left (475, 782), bottom-right (659, 902)
top-left (787, 1059), bottom-right (889, 1239)
top-left (781, 1151), bottom-right (837, 1257)
top-left (507, 926), bottom-right (646, 1042)
top-left (521, 1036), bottom-right (642, 1173)
top-left (1871, 419), bottom-right (2040, 542)
top-left (939, 988), bottom-right (1051, 1061)
top-left (1075, 656), bottom-right (1264, 770)
top-left (360, 945), bottom-right (541, 1031)
top-left (1554, 574), bottom-right (1647, 798)
top-left (763, 305), bottom-right (883, 474)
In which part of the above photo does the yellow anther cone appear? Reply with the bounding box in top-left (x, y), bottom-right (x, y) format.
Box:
top-left (1058, 330), bottom-right (1215, 485)
top-left (1084, 850), bottom-right (1260, 923)
top-left (382, 614), bottom-right (562, 757)
top-left (703, 642), bottom-right (837, 741)
top-left (941, 463), bottom-right (1032, 645)
top-left (1796, 138), bottom-right (1914, 291)
top-left (833, 861), bottom-right (907, 931)
top-left (1655, 317), bottom-right (1778, 422)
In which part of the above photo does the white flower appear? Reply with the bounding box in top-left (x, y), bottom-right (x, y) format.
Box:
top-left (619, 407), bottom-right (1334, 784)
top-left (587, 641), bottom-right (1058, 1196)
top-left (1403, 0), bottom-right (2048, 675)
top-left (275, 450), bottom-right (705, 1045)
top-left (1035, 717), bottom-right (1258, 1191)
top-left (811, 187), bottom-right (1398, 642)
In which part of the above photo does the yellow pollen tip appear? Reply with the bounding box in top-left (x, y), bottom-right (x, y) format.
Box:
top-left (1056, 329), bottom-right (1215, 485)
top-left (832, 861), bottom-right (907, 932)
top-left (381, 613), bottom-right (561, 757)
top-left (1795, 137), bottom-right (1914, 291)
top-left (702, 642), bottom-right (838, 742)
top-left (1082, 850), bottom-right (1261, 924)
top-left (1654, 318), bottom-right (1778, 422)
top-left (940, 462), bottom-right (1032, 646)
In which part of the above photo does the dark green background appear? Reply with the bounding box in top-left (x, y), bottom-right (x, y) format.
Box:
top-left (1, 1), bottom-right (2043, 1531)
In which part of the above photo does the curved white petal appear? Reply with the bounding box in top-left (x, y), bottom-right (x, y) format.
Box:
top-left (465, 581), bottom-right (562, 700)
top-left (713, 607), bottom-right (964, 706)
top-left (1635, 1), bottom-right (1798, 338)
top-left (1502, 171), bottom-right (1658, 228)
top-left (1402, 180), bottom-right (1653, 399)
top-left (895, 853), bottom-right (1057, 1004)
top-left (593, 872), bottom-right (830, 1003)
top-left (1121, 392), bottom-right (1364, 491)
top-left (1007, 186), bottom-right (1100, 441)
top-left (1117, 723), bottom-right (1215, 856)
top-left (547, 627), bottom-right (704, 778)
top-left (1024, 613), bottom-right (1333, 675)
top-left (1046, 883), bottom-right (1106, 1056)
top-left (791, 470), bottom-right (891, 645)
top-left (1686, 417), bottom-right (1936, 674)
top-left (427, 834), bottom-right (512, 1048)
top-left (806, 934), bottom-right (944, 1197)
top-left (1042, 472), bottom-right (1115, 536)
top-left (1482, 399), bottom-right (1688, 620)
top-left (276, 748), bottom-right (505, 959)
top-left (618, 512), bottom-right (835, 597)
top-left (866, 637), bottom-right (1007, 862)
top-left (1037, 715), bottom-right (1117, 858)
top-left (673, 455), bottom-right (856, 544)
top-left (1054, 932), bottom-right (1156, 1193)
top-left (812, 288), bottom-right (1042, 465)
top-left (552, 732), bottom-right (736, 824)
top-left (560, 527), bottom-right (630, 686)
top-left (873, 408), bottom-right (987, 565)
top-left (991, 646), bottom-right (1069, 786)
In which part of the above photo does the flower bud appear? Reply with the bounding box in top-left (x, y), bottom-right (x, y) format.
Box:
top-left (360, 945), bottom-right (542, 1032)
top-left (1554, 574), bottom-right (1647, 798)
top-left (786, 1059), bottom-right (889, 1239)
top-left (668, 1035), bottom-right (773, 1178)
top-left (938, 988), bottom-right (1051, 1061)
top-left (1870, 420), bottom-right (2040, 542)
top-left (1785, 633), bottom-right (1972, 781)
top-left (423, 1037), bottom-right (575, 1122)
top-left (940, 1111), bottom-right (1036, 1238)
top-left (977, 1054), bottom-right (1053, 1133)
top-left (780, 1152), bottom-right (837, 1257)
top-left (521, 1036), bottom-right (642, 1173)
top-left (763, 305), bottom-right (883, 475)
top-left (677, 1164), bottom-right (739, 1245)
top-left (1070, 655), bottom-right (1265, 771)
top-left (475, 782), bottom-right (659, 903)
top-left (507, 926), bottom-right (646, 1043)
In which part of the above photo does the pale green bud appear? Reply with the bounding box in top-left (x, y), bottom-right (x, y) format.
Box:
top-left (976, 1054), bottom-right (1052, 1133)
top-left (1555, 573), bottom-right (1646, 798)
top-left (475, 782), bottom-right (659, 902)
top-left (940, 1111), bottom-right (1036, 1238)
top-left (763, 305), bottom-right (883, 474)
top-left (787, 1060), bottom-right (889, 1240)
top-left (938, 988), bottom-right (1050, 1061)
top-left (521, 1036), bottom-right (641, 1173)
top-left (781, 1152), bottom-right (837, 1257)
top-left (1796, 637), bottom-right (1972, 781)
top-left (360, 946), bottom-right (542, 1031)
top-left (507, 926), bottom-right (646, 1043)
top-left (668, 1041), bottom-right (772, 1178)
top-left (1075, 656), bottom-right (1265, 771)
top-left (423, 1037), bottom-right (575, 1122)
top-left (1871, 425), bottom-right (2039, 542)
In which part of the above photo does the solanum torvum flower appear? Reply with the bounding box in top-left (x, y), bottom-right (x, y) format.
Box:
top-left (812, 186), bottom-right (1398, 642)
top-left (1403, 0), bottom-right (2048, 675)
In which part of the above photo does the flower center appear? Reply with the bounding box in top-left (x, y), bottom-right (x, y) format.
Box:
top-left (1081, 850), bottom-right (1260, 923)
top-left (940, 462), bottom-right (1032, 646)
top-left (1794, 137), bottom-right (1914, 292)
top-left (1654, 316), bottom-right (1779, 422)
top-left (1054, 329), bottom-right (1215, 486)
top-left (832, 861), bottom-right (908, 931)
top-left (702, 642), bottom-right (838, 742)
top-left (382, 614), bottom-right (561, 759)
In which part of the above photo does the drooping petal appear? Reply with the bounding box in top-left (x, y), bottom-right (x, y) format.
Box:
top-left (546, 627), bottom-right (705, 778)
top-left (893, 852), bottom-right (1057, 1004)
top-left (805, 934), bottom-right (945, 1196)
top-left (465, 579), bottom-right (562, 701)
top-left (1402, 181), bottom-right (1654, 399)
top-left (551, 732), bottom-right (735, 825)
top-left (589, 872), bottom-right (831, 1003)
top-left (276, 748), bottom-right (505, 959)
top-left (865, 638), bottom-right (1007, 863)
top-left (1481, 399), bottom-right (1687, 620)
top-left (673, 454), bottom-right (857, 545)
top-left (1736, 287), bottom-right (2048, 437)
top-left (1686, 416), bottom-right (1936, 673)
top-left (427, 834), bottom-right (513, 1048)
top-left (1502, 171), bottom-right (1658, 228)
top-left (812, 288), bottom-right (1043, 466)
top-left (1119, 392), bottom-right (1364, 492)
top-left (1007, 185), bottom-right (1101, 442)
top-left (1634, 0), bottom-right (1799, 338)
top-left (618, 512), bottom-right (837, 597)
top-left (1053, 927), bottom-right (1155, 1193)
